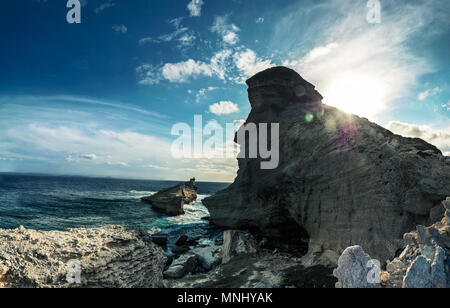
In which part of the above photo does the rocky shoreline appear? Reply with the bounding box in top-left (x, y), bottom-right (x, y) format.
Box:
top-left (1, 198), bottom-right (447, 288)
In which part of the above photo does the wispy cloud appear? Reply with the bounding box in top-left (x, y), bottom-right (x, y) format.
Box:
top-left (211, 15), bottom-right (240, 45)
top-left (94, 1), bottom-right (115, 14)
top-left (279, 0), bottom-right (448, 120)
top-left (112, 24), bottom-right (127, 34)
top-left (418, 87), bottom-right (443, 101)
top-left (187, 0), bottom-right (204, 17)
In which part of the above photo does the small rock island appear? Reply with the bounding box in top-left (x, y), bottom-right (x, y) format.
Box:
top-left (141, 178), bottom-right (198, 216)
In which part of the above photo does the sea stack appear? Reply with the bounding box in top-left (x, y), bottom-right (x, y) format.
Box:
top-left (203, 66), bottom-right (450, 265)
top-left (142, 178), bottom-right (198, 216)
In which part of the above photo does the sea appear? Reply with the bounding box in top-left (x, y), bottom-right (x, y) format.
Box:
top-left (0, 173), bottom-right (230, 246)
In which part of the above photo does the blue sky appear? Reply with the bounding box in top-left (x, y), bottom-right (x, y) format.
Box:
top-left (0, 0), bottom-right (449, 182)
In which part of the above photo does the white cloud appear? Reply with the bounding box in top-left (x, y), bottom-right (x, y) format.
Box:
top-left (211, 16), bottom-right (240, 45)
top-left (256, 17), bottom-right (265, 24)
top-left (387, 121), bottom-right (450, 155)
top-left (162, 59), bottom-right (213, 83)
top-left (209, 101), bottom-right (240, 115)
top-left (278, 1), bottom-right (442, 120)
top-left (136, 64), bottom-right (162, 85)
top-left (80, 153), bottom-right (97, 160)
top-left (233, 49), bottom-right (275, 82)
top-left (112, 24), bottom-right (127, 34)
top-left (138, 18), bottom-right (194, 48)
top-left (418, 87), bottom-right (443, 101)
top-left (187, 0), bottom-right (204, 17)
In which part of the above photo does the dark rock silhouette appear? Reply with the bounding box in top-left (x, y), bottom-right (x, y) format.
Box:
top-left (142, 179), bottom-right (198, 216)
top-left (203, 66), bottom-right (450, 265)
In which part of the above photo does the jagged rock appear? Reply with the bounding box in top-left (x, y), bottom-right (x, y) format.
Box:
top-left (381, 201), bottom-right (449, 288)
top-left (222, 231), bottom-right (258, 264)
top-left (0, 226), bottom-right (166, 288)
top-left (403, 256), bottom-right (432, 288)
top-left (203, 66), bottom-right (450, 265)
top-left (163, 254), bottom-right (198, 279)
top-left (142, 179), bottom-right (197, 216)
top-left (333, 246), bottom-right (380, 288)
top-left (191, 246), bottom-right (222, 271)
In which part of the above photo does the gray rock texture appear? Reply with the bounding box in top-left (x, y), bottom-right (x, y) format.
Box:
top-left (0, 225), bottom-right (166, 288)
top-left (142, 179), bottom-right (197, 216)
top-left (222, 230), bottom-right (258, 264)
top-left (203, 66), bottom-right (450, 265)
top-left (382, 201), bottom-right (449, 288)
top-left (333, 246), bottom-right (380, 288)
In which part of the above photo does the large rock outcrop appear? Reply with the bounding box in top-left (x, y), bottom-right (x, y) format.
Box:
top-left (0, 226), bottom-right (166, 288)
top-left (142, 178), bottom-right (198, 216)
top-left (203, 66), bottom-right (450, 265)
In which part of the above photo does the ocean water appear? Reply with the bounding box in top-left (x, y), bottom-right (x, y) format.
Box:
top-left (0, 174), bottom-right (230, 244)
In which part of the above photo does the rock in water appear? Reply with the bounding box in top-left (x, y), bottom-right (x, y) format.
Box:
top-left (142, 178), bottom-right (198, 216)
top-left (0, 226), bottom-right (167, 288)
top-left (203, 66), bottom-right (450, 265)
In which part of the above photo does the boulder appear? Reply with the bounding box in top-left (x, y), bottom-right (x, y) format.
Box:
top-left (163, 254), bottom-right (198, 279)
top-left (191, 246), bottom-right (222, 271)
top-left (333, 246), bottom-right (380, 288)
top-left (203, 66), bottom-right (450, 264)
top-left (151, 236), bottom-right (168, 247)
top-left (0, 226), bottom-right (166, 288)
top-left (142, 179), bottom-right (197, 216)
top-left (222, 230), bottom-right (258, 264)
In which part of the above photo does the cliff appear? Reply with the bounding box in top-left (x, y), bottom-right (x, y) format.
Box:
top-left (203, 66), bottom-right (450, 265)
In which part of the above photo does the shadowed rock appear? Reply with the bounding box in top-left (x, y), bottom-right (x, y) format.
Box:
top-left (142, 178), bottom-right (198, 216)
top-left (203, 66), bottom-right (450, 265)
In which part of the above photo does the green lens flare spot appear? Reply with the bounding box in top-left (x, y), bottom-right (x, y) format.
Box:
top-left (305, 113), bottom-right (314, 123)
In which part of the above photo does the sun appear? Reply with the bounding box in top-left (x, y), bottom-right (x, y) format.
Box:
top-left (323, 73), bottom-right (387, 120)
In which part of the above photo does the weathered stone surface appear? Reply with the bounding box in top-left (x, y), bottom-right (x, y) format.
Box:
top-left (163, 254), bottom-right (198, 279)
top-left (0, 226), bottom-right (166, 288)
top-left (381, 201), bottom-right (449, 288)
top-left (142, 179), bottom-right (198, 216)
top-left (222, 230), bottom-right (258, 264)
top-left (191, 246), bottom-right (222, 271)
top-left (333, 246), bottom-right (380, 288)
top-left (403, 256), bottom-right (432, 288)
top-left (203, 66), bottom-right (450, 265)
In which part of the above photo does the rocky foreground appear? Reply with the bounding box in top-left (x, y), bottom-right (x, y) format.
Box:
top-left (204, 66), bottom-right (450, 266)
top-left (0, 226), bottom-right (166, 288)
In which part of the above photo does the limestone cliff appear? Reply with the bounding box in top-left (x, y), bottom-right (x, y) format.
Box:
top-left (203, 66), bottom-right (450, 265)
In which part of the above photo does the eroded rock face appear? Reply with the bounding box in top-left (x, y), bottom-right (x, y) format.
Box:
top-left (383, 201), bottom-right (450, 288)
top-left (222, 230), bottom-right (258, 264)
top-left (142, 180), bottom-right (197, 216)
top-left (0, 226), bottom-right (166, 288)
top-left (203, 66), bottom-right (450, 265)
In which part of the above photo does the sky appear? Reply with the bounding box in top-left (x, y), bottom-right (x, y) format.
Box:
top-left (0, 0), bottom-right (449, 182)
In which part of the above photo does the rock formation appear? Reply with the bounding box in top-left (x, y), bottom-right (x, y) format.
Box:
top-left (335, 198), bottom-right (449, 288)
top-left (142, 178), bottom-right (198, 216)
top-left (203, 66), bottom-right (450, 265)
top-left (382, 198), bottom-right (449, 288)
top-left (0, 226), bottom-right (166, 288)
top-left (333, 246), bottom-right (381, 288)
